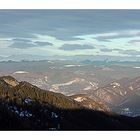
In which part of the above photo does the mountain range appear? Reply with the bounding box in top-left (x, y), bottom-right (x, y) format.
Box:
top-left (0, 60), bottom-right (140, 117)
top-left (0, 76), bottom-right (140, 130)
top-left (73, 76), bottom-right (140, 116)
top-left (1, 54), bottom-right (140, 62)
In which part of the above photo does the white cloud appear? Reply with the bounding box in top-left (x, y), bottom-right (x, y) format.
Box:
top-left (76, 30), bottom-right (140, 41)
top-left (0, 38), bottom-right (13, 48)
top-left (0, 31), bottom-right (140, 57)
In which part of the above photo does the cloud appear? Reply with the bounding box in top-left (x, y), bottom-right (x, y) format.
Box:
top-left (35, 41), bottom-right (53, 46)
top-left (127, 39), bottom-right (140, 44)
top-left (96, 38), bottom-right (112, 42)
top-left (2, 10), bottom-right (140, 41)
top-left (113, 48), bottom-right (123, 51)
top-left (9, 38), bottom-right (54, 49)
top-left (12, 38), bottom-right (32, 42)
top-left (1, 10), bottom-right (140, 58)
top-left (9, 39), bottom-right (37, 49)
top-left (99, 48), bottom-right (140, 56)
top-left (100, 48), bottom-right (113, 52)
top-left (59, 44), bottom-right (95, 51)
top-left (95, 30), bottom-right (140, 41)
top-left (118, 49), bottom-right (140, 56)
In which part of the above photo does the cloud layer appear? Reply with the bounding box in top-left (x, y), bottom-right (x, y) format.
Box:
top-left (0, 10), bottom-right (140, 58)
top-left (59, 44), bottom-right (95, 51)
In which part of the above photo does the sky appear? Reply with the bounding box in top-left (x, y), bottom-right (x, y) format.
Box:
top-left (0, 10), bottom-right (140, 58)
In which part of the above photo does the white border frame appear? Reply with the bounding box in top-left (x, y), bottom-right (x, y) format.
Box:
top-left (0, 0), bottom-right (140, 9)
top-left (0, 0), bottom-right (140, 139)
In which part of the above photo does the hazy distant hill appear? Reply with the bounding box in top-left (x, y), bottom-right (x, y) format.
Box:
top-left (1, 54), bottom-right (140, 62)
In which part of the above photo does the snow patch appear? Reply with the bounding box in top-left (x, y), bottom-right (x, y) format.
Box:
top-left (64, 65), bottom-right (84, 67)
top-left (129, 86), bottom-right (134, 90)
top-left (24, 98), bottom-right (33, 104)
top-left (51, 78), bottom-right (85, 88)
top-left (13, 71), bottom-right (29, 74)
top-left (48, 61), bottom-right (54, 63)
top-left (102, 67), bottom-right (114, 71)
top-left (44, 76), bottom-right (48, 82)
top-left (74, 97), bottom-right (86, 102)
top-left (133, 67), bottom-right (140, 69)
top-left (51, 112), bottom-right (58, 118)
top-left (111, 82), bottom-right (120, 87)
top-left (49, 67), bottom-right (55, 69)
top-left (19, 111), bottom-right (32, 117)
top-left (84, 86), bottom-right (92, 90)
